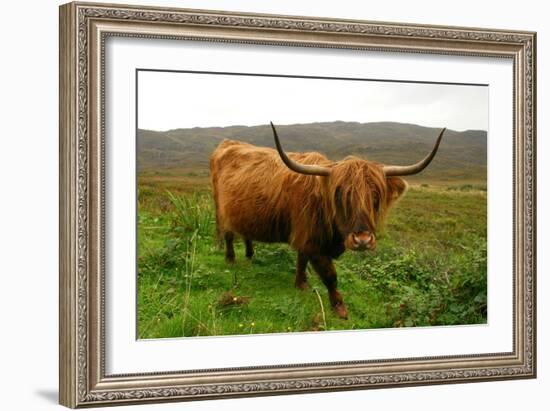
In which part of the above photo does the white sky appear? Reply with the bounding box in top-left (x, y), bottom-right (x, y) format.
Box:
top-left (138, 70), bottom-right (488, 132)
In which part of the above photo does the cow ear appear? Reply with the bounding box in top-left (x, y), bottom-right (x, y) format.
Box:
top-left (386, 176), bottom-right (407, 203)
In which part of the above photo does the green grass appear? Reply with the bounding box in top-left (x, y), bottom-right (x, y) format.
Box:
top-left (137, 178), bottom-right (487, 338)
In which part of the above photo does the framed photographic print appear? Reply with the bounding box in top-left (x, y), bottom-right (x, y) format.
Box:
top-left (59, 1), bottom-right (537, 408)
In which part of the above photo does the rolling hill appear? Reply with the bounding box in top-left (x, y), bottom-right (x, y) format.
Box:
top-left (137, 121), bottom-right (487, 183)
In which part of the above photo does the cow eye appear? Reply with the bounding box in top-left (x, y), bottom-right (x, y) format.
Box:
top-left (373, 195), bottom-right (380, 212)
top-left (335, 186), bottom-right (343, 204)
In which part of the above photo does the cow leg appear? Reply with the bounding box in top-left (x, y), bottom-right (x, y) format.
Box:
top-left (309, 255), bottom-right (348, 319)
top-left (224, 231), bottom-right (235, 263)
top-left (295, 252), bottom-right (309, 290)
top-left (245, 239), bottom-right (254, 259)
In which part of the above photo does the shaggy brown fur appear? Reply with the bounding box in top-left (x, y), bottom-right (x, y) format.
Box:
top-left (210, 139), bottom-right (407, 319)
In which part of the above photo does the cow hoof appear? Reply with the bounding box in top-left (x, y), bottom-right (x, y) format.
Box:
top-left (295, 281), bottom-right (310, 291)
top-left (333, 304), bottom-right (348, 320)
top-left (225, 255), bottom-right (236, 264)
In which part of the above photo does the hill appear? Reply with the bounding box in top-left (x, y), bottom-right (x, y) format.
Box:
top-left (137, 121), bottom-right (486, 183)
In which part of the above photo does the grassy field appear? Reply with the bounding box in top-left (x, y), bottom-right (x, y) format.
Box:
top-left (137, 171), bottom-right (487, 339)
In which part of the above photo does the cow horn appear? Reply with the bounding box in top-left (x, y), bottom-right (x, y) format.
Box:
top-left (383, 128), bottom-right (446, 177)
top-left (270, 122), bottom-right (331, 177)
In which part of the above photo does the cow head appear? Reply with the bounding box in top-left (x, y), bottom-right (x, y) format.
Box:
top-left (270, 122), bottom-right (446, 251)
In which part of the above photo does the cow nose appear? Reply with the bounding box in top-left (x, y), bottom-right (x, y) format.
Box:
top-left (352, 232), bottom-right (376, 250)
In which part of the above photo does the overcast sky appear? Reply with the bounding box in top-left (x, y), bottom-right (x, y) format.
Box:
top-left (137, 70), bottom-right (488, 132)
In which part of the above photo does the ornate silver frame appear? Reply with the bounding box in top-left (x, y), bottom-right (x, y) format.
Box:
top-left (59, 1), bottom-right (536, 408)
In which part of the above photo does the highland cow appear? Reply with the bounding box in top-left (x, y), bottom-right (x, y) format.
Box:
top-left (210, 123), bottom-right (446, 319)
